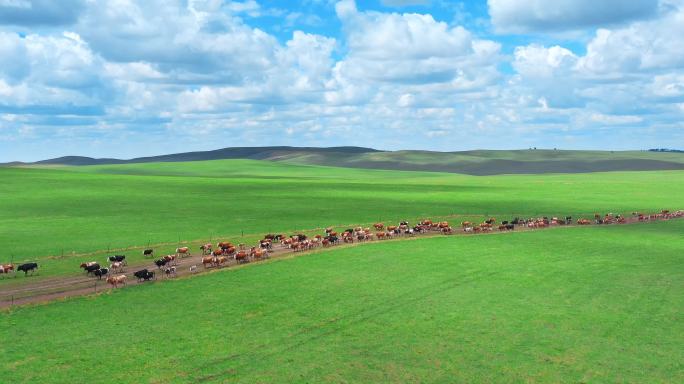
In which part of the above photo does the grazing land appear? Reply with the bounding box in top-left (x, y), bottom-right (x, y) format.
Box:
top-left (2, 220), bottom-right (683, 383)
top-left (1, 161), bottom-right (683, 281)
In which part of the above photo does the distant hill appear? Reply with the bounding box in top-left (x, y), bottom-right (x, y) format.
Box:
top-left (5, 147), bottom-right (684, 175)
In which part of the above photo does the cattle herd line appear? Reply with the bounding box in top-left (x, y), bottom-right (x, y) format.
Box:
top-left (0, 210), bottom-right (682, 290)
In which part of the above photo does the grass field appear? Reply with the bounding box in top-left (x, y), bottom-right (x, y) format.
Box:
top-left (1, 160), bottom-right (683, 280)
top-left (2, 219), bottom-right (682, 383)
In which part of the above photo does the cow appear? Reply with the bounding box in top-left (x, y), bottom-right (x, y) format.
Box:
top-left (373, 223), bottom-right (384, 230)
top-left (259, 240), bottom-right (273, 251)
top-left (212, 249), bottom-right (223, 257)
top-left (163, 254), bottom-right (177, 265)
top-left (216, 256), bottom-right (229, 267)
top-left (17, 263), bottom-right (38, 276)
top-left (201, 256), bottom-right (215, 268)
top-left (176, 247), bottom-right (190, 258)
top-left (164, 266), bottom-right (177, 278)
top-left (84, 263), bottom-right (101, 275)
top-left (251, 248), bottom-right (266, 260)
top-left (143, 249), bottom-right (154, 257)
top-left (154, 258), bottom-right (168, 269)
top-left (577, 219), bottom-right (591, 225)
top-left (80, 261), bottom-right (98, 270)
top-left (0, 264), bottom-right (14, 275)
top-left (199, 244), bottom-right (212, 255)
top-left (107, 255), bottom-right (126, 264)
top-left (106, 274), bottom-right (127, 288)
top-left (134, 269), bottom-right (155, 282)
top-left (189, 265), bottom-right (197, 273)
top-left (109, 261), bottom-right (124, 273)
top-left (93, 268), bottom-right (109, 280)
top-left (235, 251), bottom-right (249, 263)
top-left (441, 226), bottom-right (453, 235)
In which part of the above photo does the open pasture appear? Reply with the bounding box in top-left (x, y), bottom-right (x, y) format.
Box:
top-left (1, 160), bottom-right (683, 280)
top-left (2, 219), bottom-right (683, 383)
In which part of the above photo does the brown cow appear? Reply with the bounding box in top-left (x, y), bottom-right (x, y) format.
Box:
top-left (577, 219), bottom-right (591, 225)
top-left (373, 223), bottom-right (384, 230)
top-left (163, 254), bottom-right (177, 265)
top-left (216, 256), bottom-right (228, 267)
top-left (199, 243), bottom-right (212, 255)
top-left (235, 251), bottom-right (249, 263)
top-left (217, 241), bottom-right (233, 249)
top-left (212, 249), bottom-right (223, 257)
top-left (251, 248), bottom-right (266, 260)
top-left (106, 274), bottom-right (126, 288)
top-left (176, 247), bottom-right (190, 257)
top-left (0, 264), bottom-right (14, 274)
top-left (376, 232), bottom-right (386, 240)
top-left (202, 256), bottom-right (215, 268)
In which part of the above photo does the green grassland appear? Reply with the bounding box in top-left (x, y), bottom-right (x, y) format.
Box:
top-left (1, 160), bottom-right (683, 281)
top-left (2, 219), bottom-right (682, 383)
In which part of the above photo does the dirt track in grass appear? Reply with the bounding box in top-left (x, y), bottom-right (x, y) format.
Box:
top-left (1, 213), bottom-right (680, 309)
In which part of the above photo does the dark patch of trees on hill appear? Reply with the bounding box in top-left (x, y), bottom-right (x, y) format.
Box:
top-left (648, 148), bottom-right (684, 153)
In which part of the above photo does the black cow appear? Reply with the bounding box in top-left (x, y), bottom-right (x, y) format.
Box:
top-left (93, 268), bottom-right (109, 279)
top-left (505, 224), bottom-right (515, 230)
top-left (154, 258), bottom-right (168, 269)
top-left (143, 249), bottom-right (154, 257)
top-left (84, 263), bottom-right (100, 275)
top-left (134, 269), bottom-right (155, 281)
top-left (108, 255), bottom-right (126, 264)
top-left (18, 262), bottom-right (38, 276)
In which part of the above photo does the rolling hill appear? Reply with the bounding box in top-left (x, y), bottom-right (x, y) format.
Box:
top-left (4, 146), bottom-right (684, 175)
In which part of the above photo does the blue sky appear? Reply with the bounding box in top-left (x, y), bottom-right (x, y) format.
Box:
top-left (0, 0), bottom-right (683, 161)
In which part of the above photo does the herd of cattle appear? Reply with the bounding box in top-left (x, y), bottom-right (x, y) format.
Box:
top-left (1, 210), bottom-right (682, 287)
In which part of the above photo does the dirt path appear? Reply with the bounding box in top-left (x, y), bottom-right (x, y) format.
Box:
top-left (1, 213), bottom-right (680, 309)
